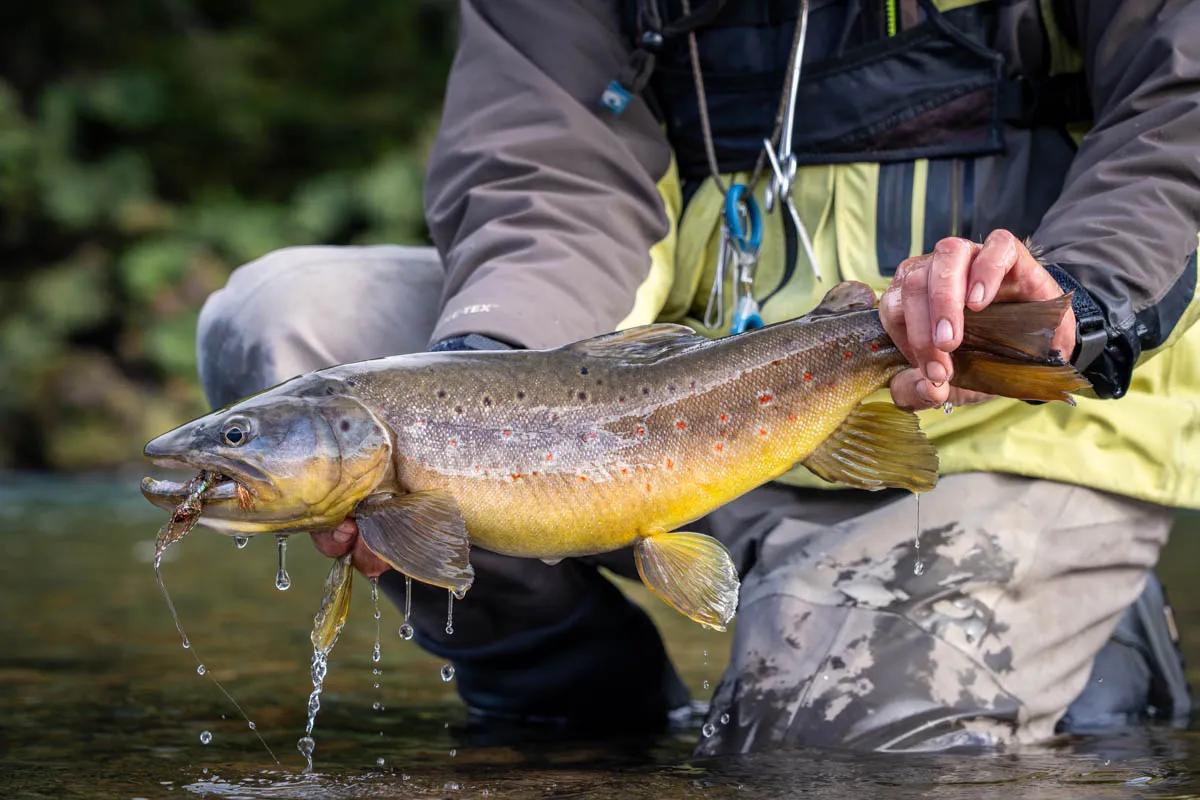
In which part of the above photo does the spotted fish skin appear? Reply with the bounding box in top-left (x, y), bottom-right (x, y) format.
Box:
top-left (313, 309), bottom-right (901, 560)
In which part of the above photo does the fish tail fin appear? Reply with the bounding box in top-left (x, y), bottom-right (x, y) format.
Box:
top-left (635, 531), bottom-right (739, 630)
top-left (952, 294), bottom-right (1091, 403)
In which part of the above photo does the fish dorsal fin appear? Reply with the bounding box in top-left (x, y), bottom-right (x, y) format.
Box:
top-left (802, 402), bottom-right (939, 493)
top-left (807, 281), bottom-right (878, 317)
top-left (566, 324), bottom-right (707, 362)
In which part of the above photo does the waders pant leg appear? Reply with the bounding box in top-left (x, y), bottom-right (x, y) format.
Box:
top-left (197, 246), bottom-right (689, 731)
top-left (695, 475), bottom-right (1176, 753)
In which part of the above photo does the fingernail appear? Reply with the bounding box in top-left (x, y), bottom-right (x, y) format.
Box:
top-left (926, 361), bottom-right (948, 385)
top-left (969, 282), bottom-right (985, 305)
top-left (333, 528), bottom-right (354, 544)
top-left (934, 318), bottom-right (954, 345)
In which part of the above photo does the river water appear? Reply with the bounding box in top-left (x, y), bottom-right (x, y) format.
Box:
top-left (2, 473), bottom-right (1199, 798)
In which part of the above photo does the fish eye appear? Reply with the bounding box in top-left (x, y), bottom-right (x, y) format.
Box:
top-left (221, 419), bottom-right (252, 447)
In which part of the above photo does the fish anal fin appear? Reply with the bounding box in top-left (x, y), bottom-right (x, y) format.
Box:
top-left (356, 490), bottom-right (474, 596)
top-left (635, 531), bottom-right (739, 631)
top-left (566, 324), bottom-right (707, 362)
top-left (311, 553), bottom-right (354, 655)
top-left (802, 402), bottom-right (938, 493)
top-left (807, 281), bottom-right (877, 317)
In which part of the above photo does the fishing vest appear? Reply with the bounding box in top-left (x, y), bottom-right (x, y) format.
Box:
top-left (615, 0), bottom-right (1200, 509)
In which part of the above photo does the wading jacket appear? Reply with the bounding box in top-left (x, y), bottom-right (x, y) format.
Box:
top-left (423, 0), bottom-right (1200, 509)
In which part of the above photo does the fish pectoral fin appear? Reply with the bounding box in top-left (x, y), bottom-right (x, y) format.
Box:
top-left (355, 491), bottom-right (474, 596)
top-left (802, 401), bottom-right (938, 493)
top-left (635, 531), bottom-right (739, 631)
top-left (311, 553), bottom-right (354, 655)
top-left (806, 281), bottom-right (877, 317)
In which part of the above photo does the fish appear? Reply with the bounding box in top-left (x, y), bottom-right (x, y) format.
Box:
top-left (142, 281), bottom-right (1088, 630)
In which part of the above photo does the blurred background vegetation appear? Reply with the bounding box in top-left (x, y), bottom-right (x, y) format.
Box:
top-left (0, 0), bottom-right (456, 470)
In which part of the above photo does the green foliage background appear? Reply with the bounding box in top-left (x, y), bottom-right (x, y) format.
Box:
top-left (0, 1), bottom-right (456, 469)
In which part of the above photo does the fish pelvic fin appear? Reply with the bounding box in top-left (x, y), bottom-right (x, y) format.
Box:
top-left (355, 490), bottom-right (474, 596)
top-left (803, 402), bottom-right (939, 493)
top-left (311, 553), bottom-right (354, 655)
top-left (635, 531), bottom-right (739, 631)
top-left (952, 294), bottom-right (1091, 402)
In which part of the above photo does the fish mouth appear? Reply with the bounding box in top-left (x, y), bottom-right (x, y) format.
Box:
top-left (141, 456), bottom-right (269, 512)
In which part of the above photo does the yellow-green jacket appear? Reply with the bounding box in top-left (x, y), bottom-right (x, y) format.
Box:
top-left (423, 0), bottom-right (1200, 509)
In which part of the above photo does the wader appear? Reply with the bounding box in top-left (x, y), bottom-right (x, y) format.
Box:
top-left (196, 245), bottom-right (1188, 750)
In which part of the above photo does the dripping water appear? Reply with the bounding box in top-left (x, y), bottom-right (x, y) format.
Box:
top-left (445, 590), bottom-right (454, 636)
top-left (298, 649), bottom-right (326, 773)
top-left (371, 578), bottom-right (384, 714)
top-left (234, 535), bottom-right (249, 550)
top-left (274, 534), bottom-right (291, 590)
top-left (912, 493), bottom-right (925, 576)
top-left (153, 556), bottom-right (278, 763)
top-left (397, 577), bottom-right (414, 641)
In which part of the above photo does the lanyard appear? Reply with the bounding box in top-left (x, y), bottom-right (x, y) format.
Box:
top-left (690, 0), bottom-right (822, 334)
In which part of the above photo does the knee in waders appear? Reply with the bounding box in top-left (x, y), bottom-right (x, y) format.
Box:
top-left (1059, 572), bottom-right (1190, 731)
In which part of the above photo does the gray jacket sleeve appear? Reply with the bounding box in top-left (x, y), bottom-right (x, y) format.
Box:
top-left (423, 0), bottom-right (673, 351)
top-left (1032, 0), bottom-right (1200, 399)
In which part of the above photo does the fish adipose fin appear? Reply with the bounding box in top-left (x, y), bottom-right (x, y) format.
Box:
top-left (952, 294), bottom-right (1092, 403)
top-left (566, 324), bottom-right (707, 363)
top-left (807, 281), bottom-right (877, 317)
top-left (635, 531), bottom-right (739, 631)
top-left (356, 491), bottom-right (475, 596)
top-left (803, 402), bottom-right (939, 493)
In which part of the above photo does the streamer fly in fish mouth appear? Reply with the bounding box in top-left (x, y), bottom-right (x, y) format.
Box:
top-left (143, 282), bottom-right (1088, 629)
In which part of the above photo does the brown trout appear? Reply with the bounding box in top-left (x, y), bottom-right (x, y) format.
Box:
top-left (142, 282), bottom-right (1087, 629)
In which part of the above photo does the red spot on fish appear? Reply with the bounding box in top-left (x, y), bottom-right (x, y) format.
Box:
top-left (719, 413), bottom-right (729, 423)
top-left (869, 342), bottom-right (880, 352)
top-left (788, 413), bottom-right (798, 422)
top-left (636, 425), bottom-right (647, 437)
top-left (843, 350), bottom-right (853, 360)
top-left (758, 392), bottom-right (774, 405)
top-left (675, 420), bottom-right (688, 430)
top-left (714, 442), bottom-right (724, 453)
top-left (578, 475), bottom-right (589, 483)
top-left (621, 467), bottom-right (629, 475)
top-left (501, 429), bottom-right (512, 438)
top-left (803, 371), bottom-right (813, 382)
top-left (759, 427), bottom-right (768, 437)
top-left (644, 482), bottom-right (652, 492)
top-left (585, 431), bottom-right (597, 442)
top-left (449, 438), bottom-right (458, 447)
top-left (510, 473), bottom-right (524, 481)
top-left (545, 452), bottom-right (554, 462)
top-left (665, 458), bottom-right (674, 470)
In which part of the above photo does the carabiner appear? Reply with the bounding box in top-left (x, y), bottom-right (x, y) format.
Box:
top-left (723, 184), bottom-right (763, 255)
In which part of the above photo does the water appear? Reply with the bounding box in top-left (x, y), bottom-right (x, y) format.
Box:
top-left (912, 493), bottom-right (925, 576)
top-left (445, 590), bottom-right (454, 635)
top-left (398, 576), bottom-right (414, 641)
top-left (234, 535), bottom-right (249, 550)
top-left (4, 473), bottom-right (1200, 798)
top-left (274, 534), bottom-right (291, 591)
top-left (441, 663), bottom-right (455, 682)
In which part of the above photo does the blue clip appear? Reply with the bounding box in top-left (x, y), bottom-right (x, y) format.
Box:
top-left (731, 295), bottom-right (764, 334)
top-left (724, 184), bottom-right (763, 254)
top-left (600, 80), bottom-right (633, 115)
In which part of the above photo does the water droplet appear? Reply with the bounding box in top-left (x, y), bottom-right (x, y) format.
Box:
top-left (181, 638), bottom-right (190, 650)
top-left (720, 713), bottom-right (730, 725)
top-left (196, 664), bottom-right (206, 676)
top-left (914, 560), bottom-right (925, 576)
top-left (372, 644), bottom-right (381, 663)
top-left (441, 663), bottom-right (456, 682)
top-left (963, 616), bottom-right (987, 644)
top-left (247, 721), bottom-right (256, 730)
top-left (1098, 676), bottom-right (1104, 684)
top-left (953, 597), bottom-right (970, 610)
top-left (274, 534), bottom-right (291, 591)
top-left (234, 535), bottom-right (249, 550)
top-left (373, 682), bottom-right (380, 689)
top-left (912, 493), bottom-right (924, 576)
top-left (297, 735), bottom-right (315, 771)
top-left (449, 749), bottom-right (457, 758)
top-left (702, 722), bottom-right (715, 738)
top-left (376, 757), bottom-right (386, 767)
top-left (199, 730), bottom-right (212, 744)
top-left (453, 585), bottom-right (467, 600)
top-left (445, 590), bottom-right (455, 635)
top-left (374, 609), bottom-right (381, 620)
top-left (398, 623), bottom-right (414, 640)
top-left (942, 400), bottom-right (954, 415)
top-left (372, 701), bottom-right (382, 711)
top-left (702, 680), bottom-right (710, 690)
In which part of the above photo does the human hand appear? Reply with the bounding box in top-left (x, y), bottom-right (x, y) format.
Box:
top-left (880, 230), bottom-right (1076, 410)
top-left (310, 518), bottom-right (390, 578)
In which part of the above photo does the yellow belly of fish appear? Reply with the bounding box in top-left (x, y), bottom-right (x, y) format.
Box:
top-left (401, 386), bottom-right (861, 559)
